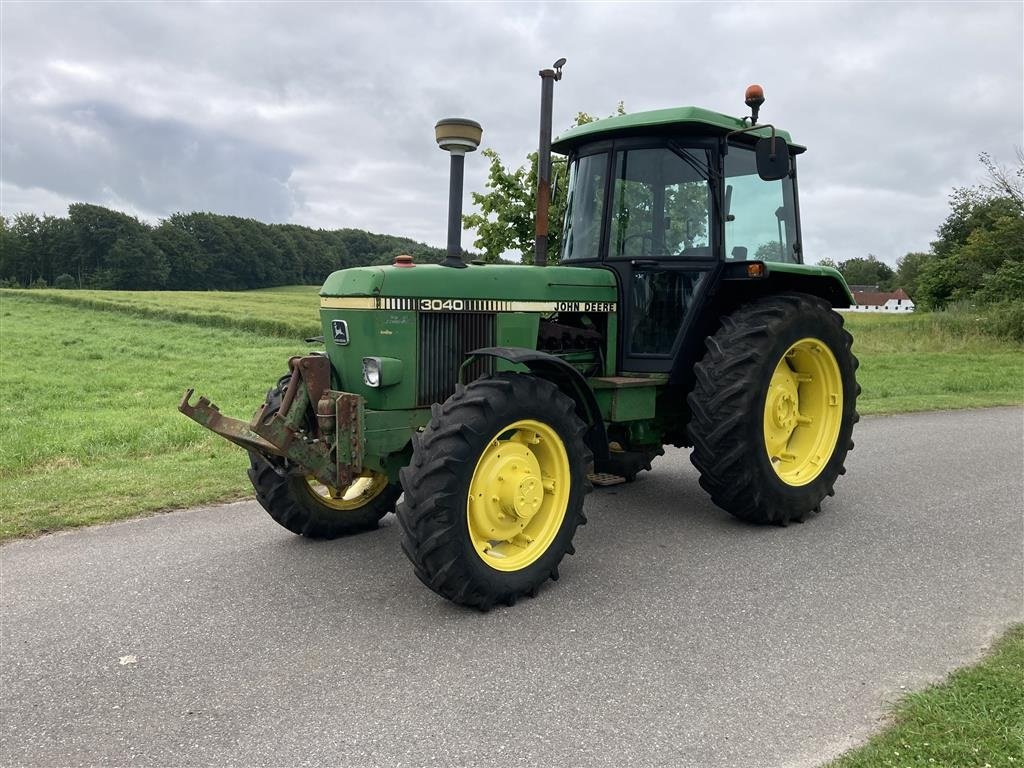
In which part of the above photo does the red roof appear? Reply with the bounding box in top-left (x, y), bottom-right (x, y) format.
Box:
top-left (853, 289), bottom-right (912, 306)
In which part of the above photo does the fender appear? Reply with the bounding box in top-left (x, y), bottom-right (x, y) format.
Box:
top-left (463, 346), bottom-right (609, 464)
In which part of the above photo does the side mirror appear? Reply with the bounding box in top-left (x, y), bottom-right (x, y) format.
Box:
top-left (755, 137), bottom-right (790, 181)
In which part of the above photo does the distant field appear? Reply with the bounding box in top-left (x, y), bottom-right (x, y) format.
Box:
top-left (5, 285), bottom-right (323, 338)
top-left (0, 287), bottom-right (1020, 539)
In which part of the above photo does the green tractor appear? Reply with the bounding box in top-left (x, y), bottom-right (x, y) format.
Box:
top-left (181, 61), bottom-right (858, 610)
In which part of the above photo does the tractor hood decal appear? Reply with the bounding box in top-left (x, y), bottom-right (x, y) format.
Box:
top-left (320, 264), bottom-right (618, 305)
top-left (321, 297), bottom-right (617, 313)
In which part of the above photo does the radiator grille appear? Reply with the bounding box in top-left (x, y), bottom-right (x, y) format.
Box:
top-left (417, 313), bottom-right (495, 405)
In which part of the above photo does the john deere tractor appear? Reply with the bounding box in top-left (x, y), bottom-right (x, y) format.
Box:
top-left (181, 60), bottom-right (858, 610)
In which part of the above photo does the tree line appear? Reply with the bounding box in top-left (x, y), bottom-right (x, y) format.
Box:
top-left (0, 204), bottom-right (448, 290)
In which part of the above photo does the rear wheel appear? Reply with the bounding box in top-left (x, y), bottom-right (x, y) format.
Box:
top-left (687, 293), bottom-right (859, 525)
top-left (247, 375), bottom-right (400, 538)
top-left (397, 373), bottom-right (591, 610)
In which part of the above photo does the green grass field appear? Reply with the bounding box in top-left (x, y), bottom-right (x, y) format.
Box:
top-left (1, 286), bottom-right (1021, 541)
top-left (0, 292), bottom-right (309, 540)
top-left (847, 312), bottom-right (1024, 414)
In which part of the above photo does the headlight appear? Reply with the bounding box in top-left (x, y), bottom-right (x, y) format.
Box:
top-left (362, 357), bottom-right (381, 387)
top-left (362, 356), bottom-right (403, 389)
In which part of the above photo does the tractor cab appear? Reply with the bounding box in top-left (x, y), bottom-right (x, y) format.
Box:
top-left (552, 103), bottom-right (807, 371)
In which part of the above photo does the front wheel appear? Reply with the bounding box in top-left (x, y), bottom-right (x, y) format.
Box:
top-left (247, 374), bottom-right (401, 538)
top-left (687, 292), bottom-right (859, 525)
top-left (248, 460), bottom-right (400, 538)
top-left (397, 373), bottom-right (592, 610)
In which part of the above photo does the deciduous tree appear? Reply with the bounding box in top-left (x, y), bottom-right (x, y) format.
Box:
top-left (836, 255), bottom-right (896, 290)
top-left (463, 104), bottom-right (625, 263)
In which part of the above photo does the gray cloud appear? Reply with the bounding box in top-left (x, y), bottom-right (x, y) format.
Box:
top-left (1, 1), bottom-right (1021, 265)
top-left (2, 101), bottom-right (301, 222)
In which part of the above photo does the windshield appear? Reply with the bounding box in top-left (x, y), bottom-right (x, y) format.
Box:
top-left (561, 146), bottom-right (712, 261)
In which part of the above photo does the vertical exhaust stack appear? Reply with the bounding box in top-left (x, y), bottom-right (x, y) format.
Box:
top-left (534, 57), bottom-right (566, 267)
top-left (435, 118), bottom-right (483, 269)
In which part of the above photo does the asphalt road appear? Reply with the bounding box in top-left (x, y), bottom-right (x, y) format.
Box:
top-left (2, 407), bottom-right (1022, 768)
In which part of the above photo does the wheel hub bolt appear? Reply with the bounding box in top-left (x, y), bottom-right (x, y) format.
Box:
top-left (513, 476), bottom-right (543, 519)
top-left (773, 391), bottom-right (797, 430)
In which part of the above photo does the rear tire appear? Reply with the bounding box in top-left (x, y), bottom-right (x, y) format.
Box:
top-left (397, 373), bottom-right (591, 610)
top-left (247, 374), bottom-right (400, 539)
top-left (686, 292), bottom-right (859, 525)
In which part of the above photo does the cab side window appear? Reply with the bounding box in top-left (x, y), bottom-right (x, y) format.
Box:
top-left (562, 152), bottom-right (608, 261)
top-left (724, 145), bottom-right (798, 263)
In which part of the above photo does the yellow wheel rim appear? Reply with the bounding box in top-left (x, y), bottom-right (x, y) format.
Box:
top-left (763, 337), bottom-right (843, 487)
top-left (467, 419), bottom-right (571, 572)
top-left (301, 471), bottom-right (390, 511)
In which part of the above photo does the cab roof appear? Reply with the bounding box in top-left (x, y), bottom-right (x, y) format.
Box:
top-left (551, 106), bottom-right (804, 155)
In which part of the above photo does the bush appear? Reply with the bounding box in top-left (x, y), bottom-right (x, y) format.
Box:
top-left (979, 301), bottom-right (1024, 343)
top-left (975, 259), bottom-right (1024, 305)
top-left (921, 302), bottom-right (1024, 344)
top-left (53, 273), bottom-right (76, 289)
top-left (28, 278), bottom-right (47, 289)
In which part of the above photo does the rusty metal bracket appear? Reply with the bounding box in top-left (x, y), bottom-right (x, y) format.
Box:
top-left (179, 389), bottom-right (284, 457)
top-left (252, 355), bottom-right (331, 440)
top-left (180, 355), bottom-right (367, 490)
top-left (297, 355), bottom-right (331, 412)
top-left (334, 392), bottom-right (364, 485)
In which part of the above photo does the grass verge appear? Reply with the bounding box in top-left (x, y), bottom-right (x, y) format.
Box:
top-left (827, 624), bottom-right (1024, 767)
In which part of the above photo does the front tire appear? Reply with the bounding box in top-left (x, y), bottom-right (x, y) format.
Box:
top-left (397, 373), bottom-right (592, 610)
top-left (687, 293), bottom-right (859, 525)
top-left (247, 374), bottom-right (401, 539)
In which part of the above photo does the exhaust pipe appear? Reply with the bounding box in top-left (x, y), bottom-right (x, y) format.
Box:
top-left (435, 118), bottom-right (483, 269)
top-left (534, 57), bottom-right (566, 267)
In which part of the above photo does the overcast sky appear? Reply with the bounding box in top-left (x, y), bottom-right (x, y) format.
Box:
top-left (2, 1), bottom-right (1022, 266)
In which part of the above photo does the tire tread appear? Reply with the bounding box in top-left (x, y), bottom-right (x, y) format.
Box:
top-left (397, 373), bottom-right (592, 609)
top-left (686, 292), bottom-right (859, 525)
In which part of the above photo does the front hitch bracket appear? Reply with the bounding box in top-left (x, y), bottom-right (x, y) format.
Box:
top-left (178, 389), bottom-right (283, 457)
top-left (179, 354), bottom-right (365, 488)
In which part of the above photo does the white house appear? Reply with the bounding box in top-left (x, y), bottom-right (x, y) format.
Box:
top-left (846, 288), bottom-right (915, 313)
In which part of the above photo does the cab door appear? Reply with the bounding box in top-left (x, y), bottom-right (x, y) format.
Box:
top-left (603, 142), bottom-right (719, 373)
